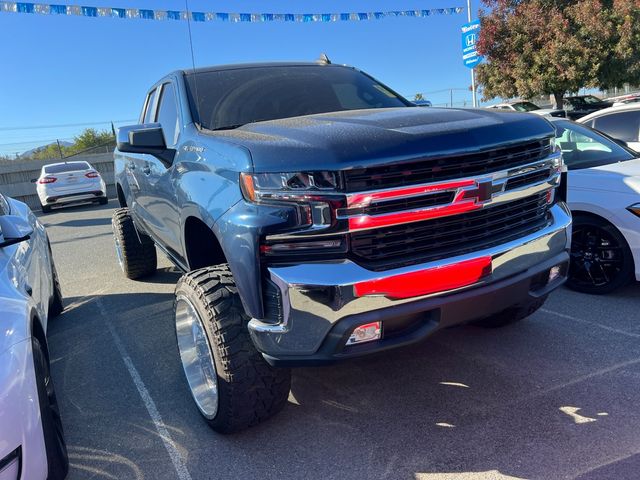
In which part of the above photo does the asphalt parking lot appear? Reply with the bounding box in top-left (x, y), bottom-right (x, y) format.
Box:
top-left (42, 200), bottom-right (640, 480)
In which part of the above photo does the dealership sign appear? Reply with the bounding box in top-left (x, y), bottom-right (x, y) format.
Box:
top-left (461, 20), bottom-right (481, 68)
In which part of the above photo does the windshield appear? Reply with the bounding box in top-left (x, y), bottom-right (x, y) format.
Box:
top-left (185, 65), bottom-right (411, 131)
top-left (553, 120), bottom-right (635, 169)
top-left (512, 102), bottom-right (540, 112)
top-left (583, 95), bottom-right (603, 104)
top-left (43, 162), bottom-right (91, 174)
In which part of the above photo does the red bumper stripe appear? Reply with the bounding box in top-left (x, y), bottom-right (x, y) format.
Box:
top-left (348, 200), bottom-right (481, 231)
top-left (353, 256), bottom-right (493, 299)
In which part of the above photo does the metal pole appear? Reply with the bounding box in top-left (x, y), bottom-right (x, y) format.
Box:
top-left (468, 0), bottom-right (477, 108)
top-left (56, 139), bottom-right (64, 159)
top-left (450, 89), bottom-right (453, 108)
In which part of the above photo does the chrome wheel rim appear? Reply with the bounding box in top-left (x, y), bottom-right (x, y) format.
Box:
top-left (175, 295), bottom-right (218, 419)
top-left (113, 226), bottom-right (124, 271)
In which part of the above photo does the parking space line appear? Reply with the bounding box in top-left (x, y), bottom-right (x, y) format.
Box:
top-left (541, 308), bottom-right (640, 338)
top-left (96, 297), bottom-right (193, 480)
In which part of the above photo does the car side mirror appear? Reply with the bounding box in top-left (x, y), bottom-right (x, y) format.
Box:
top-left (117, 123), bottom-right (176, 168)
top-left (0, 215), bottom-right (34, 248)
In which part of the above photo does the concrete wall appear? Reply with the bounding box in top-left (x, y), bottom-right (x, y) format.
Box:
top-left (0, 153), bottom-right (115, 210)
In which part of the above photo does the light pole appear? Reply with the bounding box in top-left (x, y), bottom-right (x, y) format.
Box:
top-left (468, 0), bottom-right (478, 108)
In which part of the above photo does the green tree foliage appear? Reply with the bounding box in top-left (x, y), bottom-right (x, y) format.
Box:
top-left (414, 92), bottom-right (425, 101)
top-left (476, 0), bottom-right (640, 107)
top-left (19, 128), bottom-right (115, 161)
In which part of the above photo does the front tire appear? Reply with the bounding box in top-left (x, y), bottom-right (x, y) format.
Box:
top-left (473, 295), bottom-right (548, 328)
top-left (175, 265), bottom-right (291, 434)
top-left (112, 208), bottom-right (157, 279)
top-left (32, 337), bottom-right (69, 480)
top-left (567, 215), bottom-right (634, 294)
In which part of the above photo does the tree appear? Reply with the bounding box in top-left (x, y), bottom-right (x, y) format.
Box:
top-left (414, 93), bottom-right (424, 101)
top-left (476, 0), bottom-right (640, 108)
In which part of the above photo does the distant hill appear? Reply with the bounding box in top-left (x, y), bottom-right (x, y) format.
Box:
top-left (20, 140), bottom-right (73, 158)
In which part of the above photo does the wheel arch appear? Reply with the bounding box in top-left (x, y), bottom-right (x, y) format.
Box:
top-left (116, 183), bottom-right (127, 208)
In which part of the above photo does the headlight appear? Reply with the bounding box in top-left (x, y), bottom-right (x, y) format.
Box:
top-left (627, 203), bottom-right (640, 218)
top-left (240, 172), bottom-right (339, 203)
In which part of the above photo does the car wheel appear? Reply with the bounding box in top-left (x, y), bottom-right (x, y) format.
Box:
top-left (175, 265), bottom-right (291, 434)
top-left (472, 295), bottom-right (548, 328)
top-left (48, 256), bottom-right (64, 318)
top-left (32, 337), bottom-right (69, 480)
top-left (111, 208), bottom-right (157, 279)
top-left (567, 215), bottom-right (634, 294)
top-left (41, 203), bottom-right (52, 214)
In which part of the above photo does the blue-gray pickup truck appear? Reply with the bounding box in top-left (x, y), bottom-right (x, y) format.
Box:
top-left (112, 61), bottom-right (571, 433)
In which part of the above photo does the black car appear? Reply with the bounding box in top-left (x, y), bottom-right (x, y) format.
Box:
top-left (563, 95), bottom-right (613, 120)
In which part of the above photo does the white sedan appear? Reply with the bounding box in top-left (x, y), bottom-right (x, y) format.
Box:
top-left (34, 161), bottom-right (107, 213)
top-left (551, 119), bottom-right (640, 293)
top-left (0, 193), bottom-right (68, 479)
top-left (578, 104), bottom-right (640, 153)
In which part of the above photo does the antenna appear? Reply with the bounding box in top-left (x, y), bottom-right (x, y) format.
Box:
top-left (318, 53), bottom-right (331, 65)
top-left (185, 0), bottom-right (201, 126)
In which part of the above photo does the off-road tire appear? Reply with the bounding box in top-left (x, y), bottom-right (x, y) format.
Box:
top-left (112, 207), bottom-right (157, 279)
top-left (32, 337), bottom-right (69, 480)
top-left (473, 295), bottom-right (548, 328)
top-left (175, 265), bottom-right (291, 433)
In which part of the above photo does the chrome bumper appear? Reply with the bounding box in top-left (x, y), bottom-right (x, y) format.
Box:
top-left (248, 202), bottom-right (572, 358)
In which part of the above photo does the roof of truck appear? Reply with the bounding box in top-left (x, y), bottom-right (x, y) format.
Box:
top-left (180, 61), bottom-right (351, 76)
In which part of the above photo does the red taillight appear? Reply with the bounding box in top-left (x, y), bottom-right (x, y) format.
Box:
top-left (85, 171), bottom-right (100, 178)
top-left (38, 177), bottom-right (57, 184)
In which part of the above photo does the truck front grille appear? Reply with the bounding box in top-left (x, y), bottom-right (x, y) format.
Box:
top-left (349, 192), bottom-right (550, 270)
top-left (344, 139), bottom-right (552, 192)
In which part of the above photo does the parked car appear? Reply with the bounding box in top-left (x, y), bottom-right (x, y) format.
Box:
top-left (413, 99), bottom-right (432, 107)
top-left (578, 104), bottom-right (640, 153)
top-left (112, 61), bottom-right (570, 433)
top-left (487, 100), bottom-right (565, 118)
top-left (34, 161), bottom-right (107, 213)
top-left (607, 93), bottom-right (640, 107)
top-left (0, 192), bottom-right (68, 479)
top-left (550, 118), bottom-right (640, 294)
top-left (563, 95), bottom-right (613, 120)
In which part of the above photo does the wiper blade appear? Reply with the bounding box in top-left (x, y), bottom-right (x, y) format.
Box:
top-left (211, 123), bottom-right (247, 131)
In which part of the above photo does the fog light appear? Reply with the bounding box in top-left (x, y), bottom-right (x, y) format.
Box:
top-left (548, 265), bottom-right (562, 283)
top-left (346, 321), bottom-right (381, 346)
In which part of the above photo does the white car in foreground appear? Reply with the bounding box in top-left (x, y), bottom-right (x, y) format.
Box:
top-left (551, 119), bottom-right (640, 293)
top-left (578, 104), bottom-right (640, 153)
top-left (34, 161), bottom-right (107, 213)
top-left (0, 193), bottom-right (68, 479)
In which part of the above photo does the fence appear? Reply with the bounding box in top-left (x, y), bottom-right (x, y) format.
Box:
top-left (0, 152), bottom-right (115, 210)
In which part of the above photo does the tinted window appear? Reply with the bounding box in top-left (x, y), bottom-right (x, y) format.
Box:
top-left (553, 120), bottom-right (635, 170)
top-left (593, 111), bottom-right (640, 142)
top-left (143, 88), bottom-right (158, 124)
top-left (512, 102), bottom-right (540, 112)
top-left (156, 83), bottom-right (179, 145)
top-left (583, 95), bottom-right (603, 104)
top-left (185, 65), bottom-right (410, 130)
top-left (43, 162), bottom-right (91, 174)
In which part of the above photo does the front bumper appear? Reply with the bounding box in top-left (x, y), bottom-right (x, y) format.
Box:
top-left (249, 202), bottom-right (572, 366)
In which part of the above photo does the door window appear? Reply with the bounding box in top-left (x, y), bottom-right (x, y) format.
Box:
top-left (593, 111), bottom-right (640, 142)
top-left (143, 88), bottom-right (158, 124)
top-left (155, 83), bottom-right (179, 146)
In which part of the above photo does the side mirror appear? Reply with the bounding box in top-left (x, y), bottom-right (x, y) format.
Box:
top-left (0, 215), bottom-right (34, 248)
top-left (117, 123), bottom-right (175, 167)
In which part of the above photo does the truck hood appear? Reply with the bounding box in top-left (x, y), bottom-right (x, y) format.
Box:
top-left (205, 107), bottom-right (555, 172)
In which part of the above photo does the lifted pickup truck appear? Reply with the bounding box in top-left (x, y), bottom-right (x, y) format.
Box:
top-left (112, 61), bottom-right (571, 433)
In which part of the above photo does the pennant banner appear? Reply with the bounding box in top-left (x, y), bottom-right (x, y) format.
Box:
top-left (0, 2), bottom-right (465, 22)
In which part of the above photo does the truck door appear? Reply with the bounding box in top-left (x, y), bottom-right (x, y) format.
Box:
top-left (134, 81), bottom-right (183, 260)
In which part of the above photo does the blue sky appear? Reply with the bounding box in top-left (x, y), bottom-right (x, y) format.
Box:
top-left (0, 1), bottom-right (479, 156)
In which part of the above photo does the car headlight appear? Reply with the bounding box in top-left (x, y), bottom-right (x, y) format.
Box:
top-left (240, 172), bottom-right (340, 203)
top-left (627, 203), bottom-right (640, 218)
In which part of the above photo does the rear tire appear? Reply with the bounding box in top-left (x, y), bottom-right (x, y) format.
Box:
top-left (175, 265), bottom-right (291, 434)
top-left (112, 207), bottom-right (157, 279)
top-left (473, 295), bottom-right (548, 328)
top-left (48, 257), bottom-right (64, 318)
top-left (32, 337), bottom-right (69, 480)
